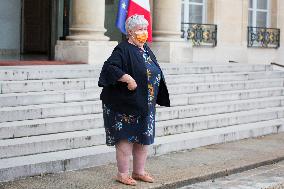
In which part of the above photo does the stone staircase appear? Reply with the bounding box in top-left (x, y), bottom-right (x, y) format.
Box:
top-left (0, 64), bottom-right (284, 182)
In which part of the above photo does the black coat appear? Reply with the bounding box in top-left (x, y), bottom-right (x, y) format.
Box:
top-left (98, 41), bottom-right (170, 117)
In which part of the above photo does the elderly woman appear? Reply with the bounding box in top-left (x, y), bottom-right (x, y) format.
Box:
top-left (98, 14), bottom-right (170, 186)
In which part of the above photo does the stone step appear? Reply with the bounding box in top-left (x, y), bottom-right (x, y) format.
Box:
top-left (1, 76), bottom-right (283, 95)
top-left (2, 105), bottom-right (284, 159)
top-left (1, 106), bottom-right (283, 140)
top-left (1, 86), bottom-right (283, 108)
top-left (0, 89), bottom-right (100, 107)
top-left (0, 118), bottom-right (283, 182)
top-left (0, 128), bottom-right (105, 159)
top-left (0, 65), bottom-right (100, 81)
top-left (0, 114), bottom-right (101, 139)
top-left (170, 87), bottom-right (284, 106)
top-left (0, 78), bottom-right (97, 94)
top-left (0, 64), bottom-right (271, 81)
top-left (1, 71), bottom-right (281, 87)
top-left (168, 78), bottom-right (284, 95)
top-left (156, 96), bottom-right (284, 121)
top-left (152, 118), bottom-right (284, 156)
top-left (0, 101), bottom-right (101, 123)
top-left (165, 71), bottom-right (284, 84)
top-left (0, 144), bottom-right (115, 182)
top-left (1, 95), bottom-right (283, 123)
top-left (155, 107), bottom-right (284, 137)
top-left (160, 64), bottom-right (272, 75)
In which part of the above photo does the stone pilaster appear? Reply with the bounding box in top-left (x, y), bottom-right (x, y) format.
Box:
top-left (276, 0), bottom-right (284, 64)
top-left (208, 0), bottom-right (248, 63)
top-left (149, 0), bottom-right (192, 63)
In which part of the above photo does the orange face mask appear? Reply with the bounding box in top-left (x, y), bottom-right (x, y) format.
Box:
top-left (135, 31), bottom-right (148, 43)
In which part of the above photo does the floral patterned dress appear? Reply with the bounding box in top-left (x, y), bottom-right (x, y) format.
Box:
top-left (102, 49), bottom-right (161, 146)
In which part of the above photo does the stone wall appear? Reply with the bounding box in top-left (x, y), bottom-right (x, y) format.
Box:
top-left (0, 0), bottom-right (21, 54)
top-left (191, 0), bottom-right (283, 64)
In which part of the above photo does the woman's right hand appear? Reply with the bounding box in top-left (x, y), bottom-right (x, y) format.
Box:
top-left (118, 74), bottom-right (137, 91)
top-left (127, 79), bottom-right (137, 91)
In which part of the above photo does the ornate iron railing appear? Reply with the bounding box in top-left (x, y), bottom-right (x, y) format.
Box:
top-left (247, 26), bottom-right (280, 49)
top-left (181, 23), bottom-right (217, 47)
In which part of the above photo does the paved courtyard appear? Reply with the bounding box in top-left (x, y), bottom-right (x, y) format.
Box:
top-left (0, 133), bottom-right (284, 189)
top-left (180, 161), bottom-right (284, 189)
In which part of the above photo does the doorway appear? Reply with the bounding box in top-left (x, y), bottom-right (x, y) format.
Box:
top-left (21, 0), bottom-right (52, 60)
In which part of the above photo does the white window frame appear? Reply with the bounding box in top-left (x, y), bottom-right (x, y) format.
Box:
top-left (248, 0), bottom-right (270, 27)
top-left (182, 0), bottom-right (207, 24)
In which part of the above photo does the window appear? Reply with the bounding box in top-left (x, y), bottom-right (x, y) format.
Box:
top-left (182, 0), bottom-right (207, 24)
top-left (248, 0), bottom-right (270, 27)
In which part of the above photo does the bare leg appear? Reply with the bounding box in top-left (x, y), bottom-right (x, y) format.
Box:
top-left (132, 143), bottom-right (148, 175)
top-left (115, 140), bottom-right (133, 175)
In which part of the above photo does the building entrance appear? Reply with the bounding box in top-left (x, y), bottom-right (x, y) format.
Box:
top-left (21, 0), bottom-right (52, 59)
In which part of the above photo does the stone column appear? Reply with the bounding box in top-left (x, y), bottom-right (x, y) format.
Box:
top-left (149, 0), bottom-right (192, 63)
top-left (55, 0), bottom-right (117, 64)
top-left (152, 0), bottom-right (182, 41)
top-left (67, 0), bottom-right (109, 41)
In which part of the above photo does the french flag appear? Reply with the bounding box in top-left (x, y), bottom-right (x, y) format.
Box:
top-left (116, 0), bottom-right (152, 42)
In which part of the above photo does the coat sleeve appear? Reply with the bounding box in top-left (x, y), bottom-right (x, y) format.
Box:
top-left (98, 46), bottom-right (126, 87)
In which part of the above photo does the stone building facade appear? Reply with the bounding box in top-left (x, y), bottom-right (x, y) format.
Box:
top-left (0, 0), bottom-right (284, 64)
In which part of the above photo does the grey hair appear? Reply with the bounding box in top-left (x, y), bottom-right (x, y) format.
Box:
top-left (125, 14), bottom-right (149, 34)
